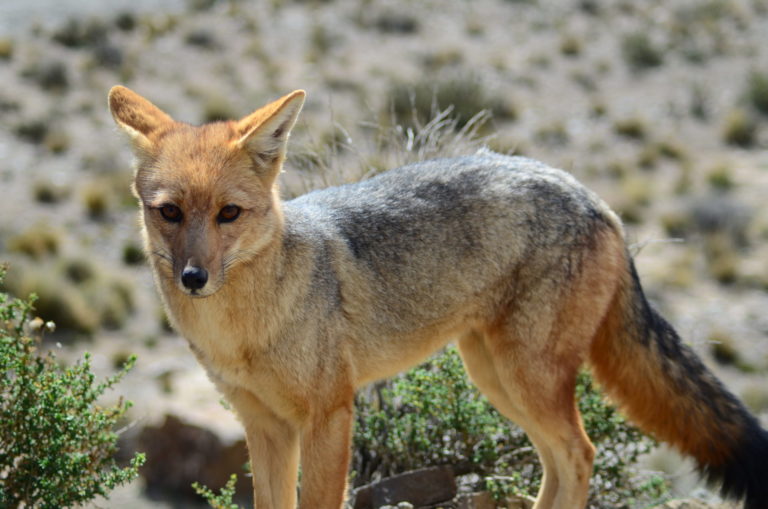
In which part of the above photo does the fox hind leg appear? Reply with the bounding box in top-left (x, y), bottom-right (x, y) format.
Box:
top-left (458, 331), bottom-right (562, 508)
top-left (458, 330), bottom-right (594, 509)
top-left (460, 229), bottom-right (624, 508)
top-left (458, 243), bottom-right (622, 509)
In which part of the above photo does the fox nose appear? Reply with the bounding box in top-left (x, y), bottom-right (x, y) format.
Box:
top-left (181, 265), bottom-right (208, 291)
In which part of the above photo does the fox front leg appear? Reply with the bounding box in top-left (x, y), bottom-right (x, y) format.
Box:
top-left (298, 399), bottom-right (355, 509)
top-left (224, 387), bottom-right (300, 508)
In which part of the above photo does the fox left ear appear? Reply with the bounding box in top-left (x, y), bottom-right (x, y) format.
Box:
top-left (108, 85), bottom-right (175, 148)
top-left (234, 90), bottom-right (306, 180)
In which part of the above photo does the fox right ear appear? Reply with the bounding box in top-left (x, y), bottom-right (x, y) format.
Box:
top-left (108, 86), bottom-right (174, 147)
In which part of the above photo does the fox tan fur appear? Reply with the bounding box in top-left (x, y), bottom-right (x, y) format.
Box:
top-left (109, 86), bottom-right (768, 509)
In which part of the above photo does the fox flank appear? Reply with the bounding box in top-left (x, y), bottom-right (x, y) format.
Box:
top-left (109, 86), bottom-right (768, 509)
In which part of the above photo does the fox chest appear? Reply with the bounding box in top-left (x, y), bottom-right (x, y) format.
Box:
top-left (174, 309), bottom-right (311, 421)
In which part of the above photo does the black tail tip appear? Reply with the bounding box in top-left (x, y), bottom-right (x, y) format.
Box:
top-left (702, 422), bottom-right (768, 509)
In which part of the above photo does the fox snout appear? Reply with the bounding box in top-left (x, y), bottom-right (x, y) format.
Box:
top-left (181, 264), bottom-right (209, 292)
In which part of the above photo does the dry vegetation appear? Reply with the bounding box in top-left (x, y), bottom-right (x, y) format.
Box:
top-left (1, 0), bottom-right (768, 506)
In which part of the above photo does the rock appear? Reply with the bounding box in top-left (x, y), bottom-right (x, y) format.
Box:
top-left (137, 413), bottom-right (250, 502)
top-left (352, 466), bottom-right (457, 509)
top-left (455, 492), bottom-right (534, 509)
top-left (654, 500), bottom-right (738, 509)
top-left (455, 491), bottom-right (496, 509)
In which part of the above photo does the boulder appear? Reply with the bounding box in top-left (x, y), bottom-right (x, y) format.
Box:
top-left (137, 413), bottom-right (250, 502)
top-left (352, 466), bottom-right (457, 509)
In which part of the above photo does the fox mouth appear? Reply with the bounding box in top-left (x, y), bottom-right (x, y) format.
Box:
top-left (178, 277), bottom-right (223, 298)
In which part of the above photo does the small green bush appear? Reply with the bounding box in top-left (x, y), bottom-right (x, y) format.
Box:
top-left (0, 266), bottom-right (145, 508)
top-left (193, 474), bottom-right (241, 509)
top-left (352, 347), bottom-right (667, 505)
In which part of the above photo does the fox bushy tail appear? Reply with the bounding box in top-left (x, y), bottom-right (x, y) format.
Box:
top-left (590, 259), bottom-right (768, 509)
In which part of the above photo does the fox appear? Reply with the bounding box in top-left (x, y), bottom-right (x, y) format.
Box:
top-left (108, 85), bottom-right (768, 509)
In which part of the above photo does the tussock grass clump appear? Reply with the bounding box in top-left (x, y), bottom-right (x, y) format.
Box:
top-left (621, 33), bottom-right (663, 71)
top-left (616, 176), bottom-right (652, 224)
top-left (374, 12), bottom-right (420, 34)
top-left (44, 129), bottom-right (71, 154)
top-left (23, 60), bottom-right (69, 91)
top-left (82, 182), bottom-right (113, 220)
top-left (201, 93), bottom-right (238, 123)
top-left (709, 330), bottom-right (740, 365)
top-left (656, 139), bottom-right (688, 161)
top-left (7, 224), bottom-right (61, 260)
top-left (704, 233), bottom-right (740, 284)
top-left (0, 38), bottom-right (13, 60)
top-left (746, 70), bottom-right (768, 116)
top-left (33, 180), bottom-right (70, 205)
top-left (387, 75), bottom-right (516, 132)
top-left (535, 121), bottom-right (570, 147)
top-left (722, 108), bottom-right (757, 147)
top-left (2, 266), bottom-right (99, 336)
top-left (287, 105), bottom-right (496, 197)
top-left (185, 29), bottom-right (219, 50)
top-left (63, 258), bottom-right (96, 285)
top-left (613, 116), bottom-right (647, 140)
top-left (122, 242), bottom-right (145, 265)
top-left (14, 120), bottom-right (49, 144)
top-left (560, 34), bottom-right (583, 57)
top-left (114, 12), bottom-right (136, 31)
top-left (51, 17), bottom-right (107, 48)
top-left (707, 164), bottom-right (736, 191)
top-left (98, 282), bottom-right (135, 330)
top-left (741, 385), bottom-right (768, 413)
top-left (1, 255), bottom-right (137, 336)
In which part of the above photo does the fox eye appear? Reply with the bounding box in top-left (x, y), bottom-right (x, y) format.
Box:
top-left (217, 205), bottom-right (241, 223)
top-left (159, 204), bottom-right (182, 223)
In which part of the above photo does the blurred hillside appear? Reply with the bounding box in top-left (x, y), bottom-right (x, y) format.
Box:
top-left (1, 0), bottom-right (767, 507)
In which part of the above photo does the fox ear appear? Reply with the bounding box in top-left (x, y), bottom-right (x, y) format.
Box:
top-left (234, 90), bottom-right (305, 178)
top-left (108, 85), bottom-right (174, 147)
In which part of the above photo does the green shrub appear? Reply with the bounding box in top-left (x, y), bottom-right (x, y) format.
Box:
top-left (0, 266), bottom-right (145, 507)
top-left (193, 474), bottom-right (241, 509)
top-left (352, 347), bottom-right (667, 505)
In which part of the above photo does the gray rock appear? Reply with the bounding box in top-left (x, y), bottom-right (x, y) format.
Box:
top-left (352, 466), bottom-right (457, 509)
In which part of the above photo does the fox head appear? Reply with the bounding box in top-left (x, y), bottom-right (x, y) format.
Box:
top-left (108, 86), bottom-right (305, 297)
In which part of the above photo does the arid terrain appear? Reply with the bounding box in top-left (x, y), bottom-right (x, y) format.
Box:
top-left (1, 0), bottom-right (767, 507)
